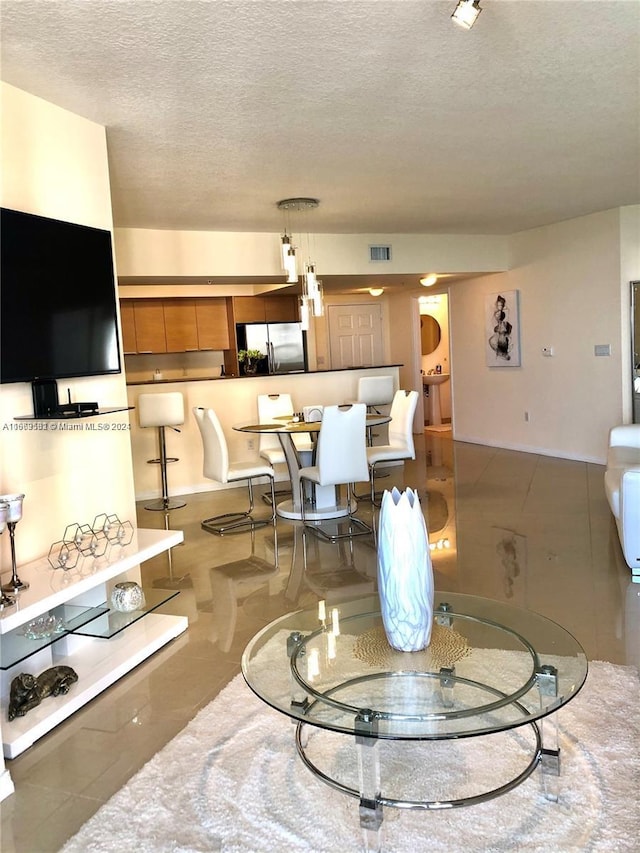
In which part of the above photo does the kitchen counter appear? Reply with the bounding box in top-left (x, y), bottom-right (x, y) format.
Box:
top-left (126, 364), bottom-right (402, 387)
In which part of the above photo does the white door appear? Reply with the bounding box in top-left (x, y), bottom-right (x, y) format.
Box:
top-left (327, 303), bottom-right (384, 368)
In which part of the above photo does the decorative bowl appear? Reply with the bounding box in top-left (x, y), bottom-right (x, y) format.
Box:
top-left (110, 581), bottom-right (146, 613)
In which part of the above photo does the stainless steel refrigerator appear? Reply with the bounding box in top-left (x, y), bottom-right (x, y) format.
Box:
top-left (237, 322), bottom-right (307, 374)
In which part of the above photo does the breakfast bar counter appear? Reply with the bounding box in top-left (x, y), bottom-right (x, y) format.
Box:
top-left (126, 364), bottom-right (402, 387)
top-left (126, 365), bottom-right (401, 503)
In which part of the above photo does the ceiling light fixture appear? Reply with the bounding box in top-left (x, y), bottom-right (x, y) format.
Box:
top-left (420, 273), bottom-right (438, 287)
top-left (276, 198), bottom-right (323, 327)
top-left (369, 287), bottom-right (384, 297)
top-left (451, 0), bottom-right (482, 30)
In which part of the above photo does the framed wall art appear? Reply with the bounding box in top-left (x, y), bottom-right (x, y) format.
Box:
top-left (485, 290), bottom-right (521, 367)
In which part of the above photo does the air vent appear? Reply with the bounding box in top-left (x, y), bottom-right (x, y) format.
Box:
top-left (369, 245), bottom-right (392, 262)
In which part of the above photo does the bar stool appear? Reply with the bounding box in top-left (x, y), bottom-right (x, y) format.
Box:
top-left (138, 392), bottom-right (186, 511)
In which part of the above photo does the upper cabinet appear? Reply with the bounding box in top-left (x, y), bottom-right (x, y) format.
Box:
top-left (120, 295), bottom-right (296, 356)
top-left (195, 299), bottom-right (230, 350)
top-left (265, 295), bottom-right (299, 322)
top-left (163, 299), bottom-right (199, 352)
top-left (133, 300), bottom-right (167, 353)
top-left (232, 296), bottom-right (266, 324)
top-left (120, 297), bottom-right (232, 354)
top-left (120, 301), bottom-right (137, 354)
top-left (232, 295), bottom-right (299, 324)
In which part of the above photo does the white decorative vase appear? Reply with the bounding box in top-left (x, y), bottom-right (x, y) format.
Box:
top-left (377, 487), bottom-right (434, 652)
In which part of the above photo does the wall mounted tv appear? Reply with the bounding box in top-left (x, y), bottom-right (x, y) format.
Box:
top-left (0, 207), bottom-right (122, 384)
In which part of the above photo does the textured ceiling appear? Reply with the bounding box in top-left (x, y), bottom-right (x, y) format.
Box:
top-left (1, 0), bottom-right (639, 239)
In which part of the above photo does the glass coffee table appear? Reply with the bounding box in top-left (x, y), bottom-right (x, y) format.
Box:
top-left (242, 592), bottom-right (588, 851)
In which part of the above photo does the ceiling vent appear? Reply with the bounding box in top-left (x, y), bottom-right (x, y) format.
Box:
top-left (369, 245), bottom-right (392, 262)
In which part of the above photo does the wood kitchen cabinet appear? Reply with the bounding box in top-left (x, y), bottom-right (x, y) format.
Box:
top-left (265, 295), bottom-right (299, 322)
top-left (120, 300), bottom-right (137, 354)
top-left (120, 297), bottom-right (231, 353)
top-left (196, 298), bottom-right (230, 350)
top-left (133, 300), bottom-right (167, 353)
top-left (232, 296), bottom-right (266, 323)
top-left (232, 295), bottom-right (299, 324)
top-left (163, 299), bottom-right (199, 352)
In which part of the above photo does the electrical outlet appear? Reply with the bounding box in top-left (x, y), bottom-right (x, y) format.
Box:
top-left (524, 411), bottom-right (530, 422)
top-left (247, 438), bottom-right (255, 451)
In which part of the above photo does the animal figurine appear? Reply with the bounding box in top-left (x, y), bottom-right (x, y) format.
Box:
top-left (8, 665), bottom-right (78, 721)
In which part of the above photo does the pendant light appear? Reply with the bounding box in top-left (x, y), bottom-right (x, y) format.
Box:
top-left (276, 197), bottom-right (324, 320)
top-left (451, 0), bottom-right (482, 30)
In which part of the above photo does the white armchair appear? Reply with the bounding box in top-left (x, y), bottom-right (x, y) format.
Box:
top-left (604, 425), bottom-right (640, 579)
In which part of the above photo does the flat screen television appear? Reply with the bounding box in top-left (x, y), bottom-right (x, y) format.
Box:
top-left (0, 207), bottom-right (122, 385)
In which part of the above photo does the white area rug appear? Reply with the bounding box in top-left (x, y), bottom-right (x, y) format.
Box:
top-left (62, 659), bottom-right (640, 853)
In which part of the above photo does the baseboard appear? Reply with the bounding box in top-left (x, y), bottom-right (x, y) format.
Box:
top-left (452, 433), bottom-right (606, 465)
top-left (135, 473), bottom-right (290, 503)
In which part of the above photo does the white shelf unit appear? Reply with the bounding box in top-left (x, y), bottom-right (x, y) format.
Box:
top-left (0, 528), bottom-right (187, 759)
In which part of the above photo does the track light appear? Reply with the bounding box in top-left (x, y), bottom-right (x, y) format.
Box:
top-left (420, 274), bottom-right (438, 287)
top-left (451, 0), bottom-right (482, 30)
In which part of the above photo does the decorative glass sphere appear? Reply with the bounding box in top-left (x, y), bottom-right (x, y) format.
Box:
top-left (110, 581), bottom-right (145, 613)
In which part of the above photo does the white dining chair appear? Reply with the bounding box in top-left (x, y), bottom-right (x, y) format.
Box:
top-left (257, 393), bottom-right (314, 461)
top-left (257, 393), bottom-right (314, 505)
top-left (365, 389), bottom-right (419, 505)
top-left (356, 375), bottom-right (395, 412)
top-left (193, 406), bottom-right (276, 535)
top-left (355, 375), bottom-right (395, 444)
top-left (298, 403), bottom-right (372, 542)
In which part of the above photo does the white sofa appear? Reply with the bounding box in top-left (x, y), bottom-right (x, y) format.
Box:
top-left (604, 425), bottom-right (640, 580)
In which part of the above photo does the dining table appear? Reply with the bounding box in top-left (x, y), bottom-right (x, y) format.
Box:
top-left (233, 412), bottom-right (390, 521)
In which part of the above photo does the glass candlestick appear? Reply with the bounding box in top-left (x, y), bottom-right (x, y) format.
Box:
top-left (0, 493), bottom-right (28, 594)
top-left (0, 501), bottom-right (16, 607)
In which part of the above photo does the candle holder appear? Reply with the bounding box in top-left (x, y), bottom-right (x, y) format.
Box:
top-left (0, 493), bottom-right (29, 594)
top-left (0, 501), bottom-right (16, 609)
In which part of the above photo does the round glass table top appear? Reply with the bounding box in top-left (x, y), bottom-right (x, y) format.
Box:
top-left (242, 593), bottom-right (588, 740)
top-left (234, 413), bottom-right (390, 434)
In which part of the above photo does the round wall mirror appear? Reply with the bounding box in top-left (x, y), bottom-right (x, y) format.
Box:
top-left (421, 315), bottom-right (441, 355)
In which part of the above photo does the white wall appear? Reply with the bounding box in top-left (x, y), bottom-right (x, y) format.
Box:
top-left (115, 228), bottom-right (509, 278)
top-left (0, 83), bottom-right (136, 567)
top-left (451, 208), bottom-right (636, 463)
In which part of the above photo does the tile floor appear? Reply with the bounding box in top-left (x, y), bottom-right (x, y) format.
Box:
top-left (1, 431), bottom-right (638, 852)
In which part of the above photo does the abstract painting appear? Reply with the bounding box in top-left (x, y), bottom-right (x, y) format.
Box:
top-left (485, 290), bottom-right (521, 367)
